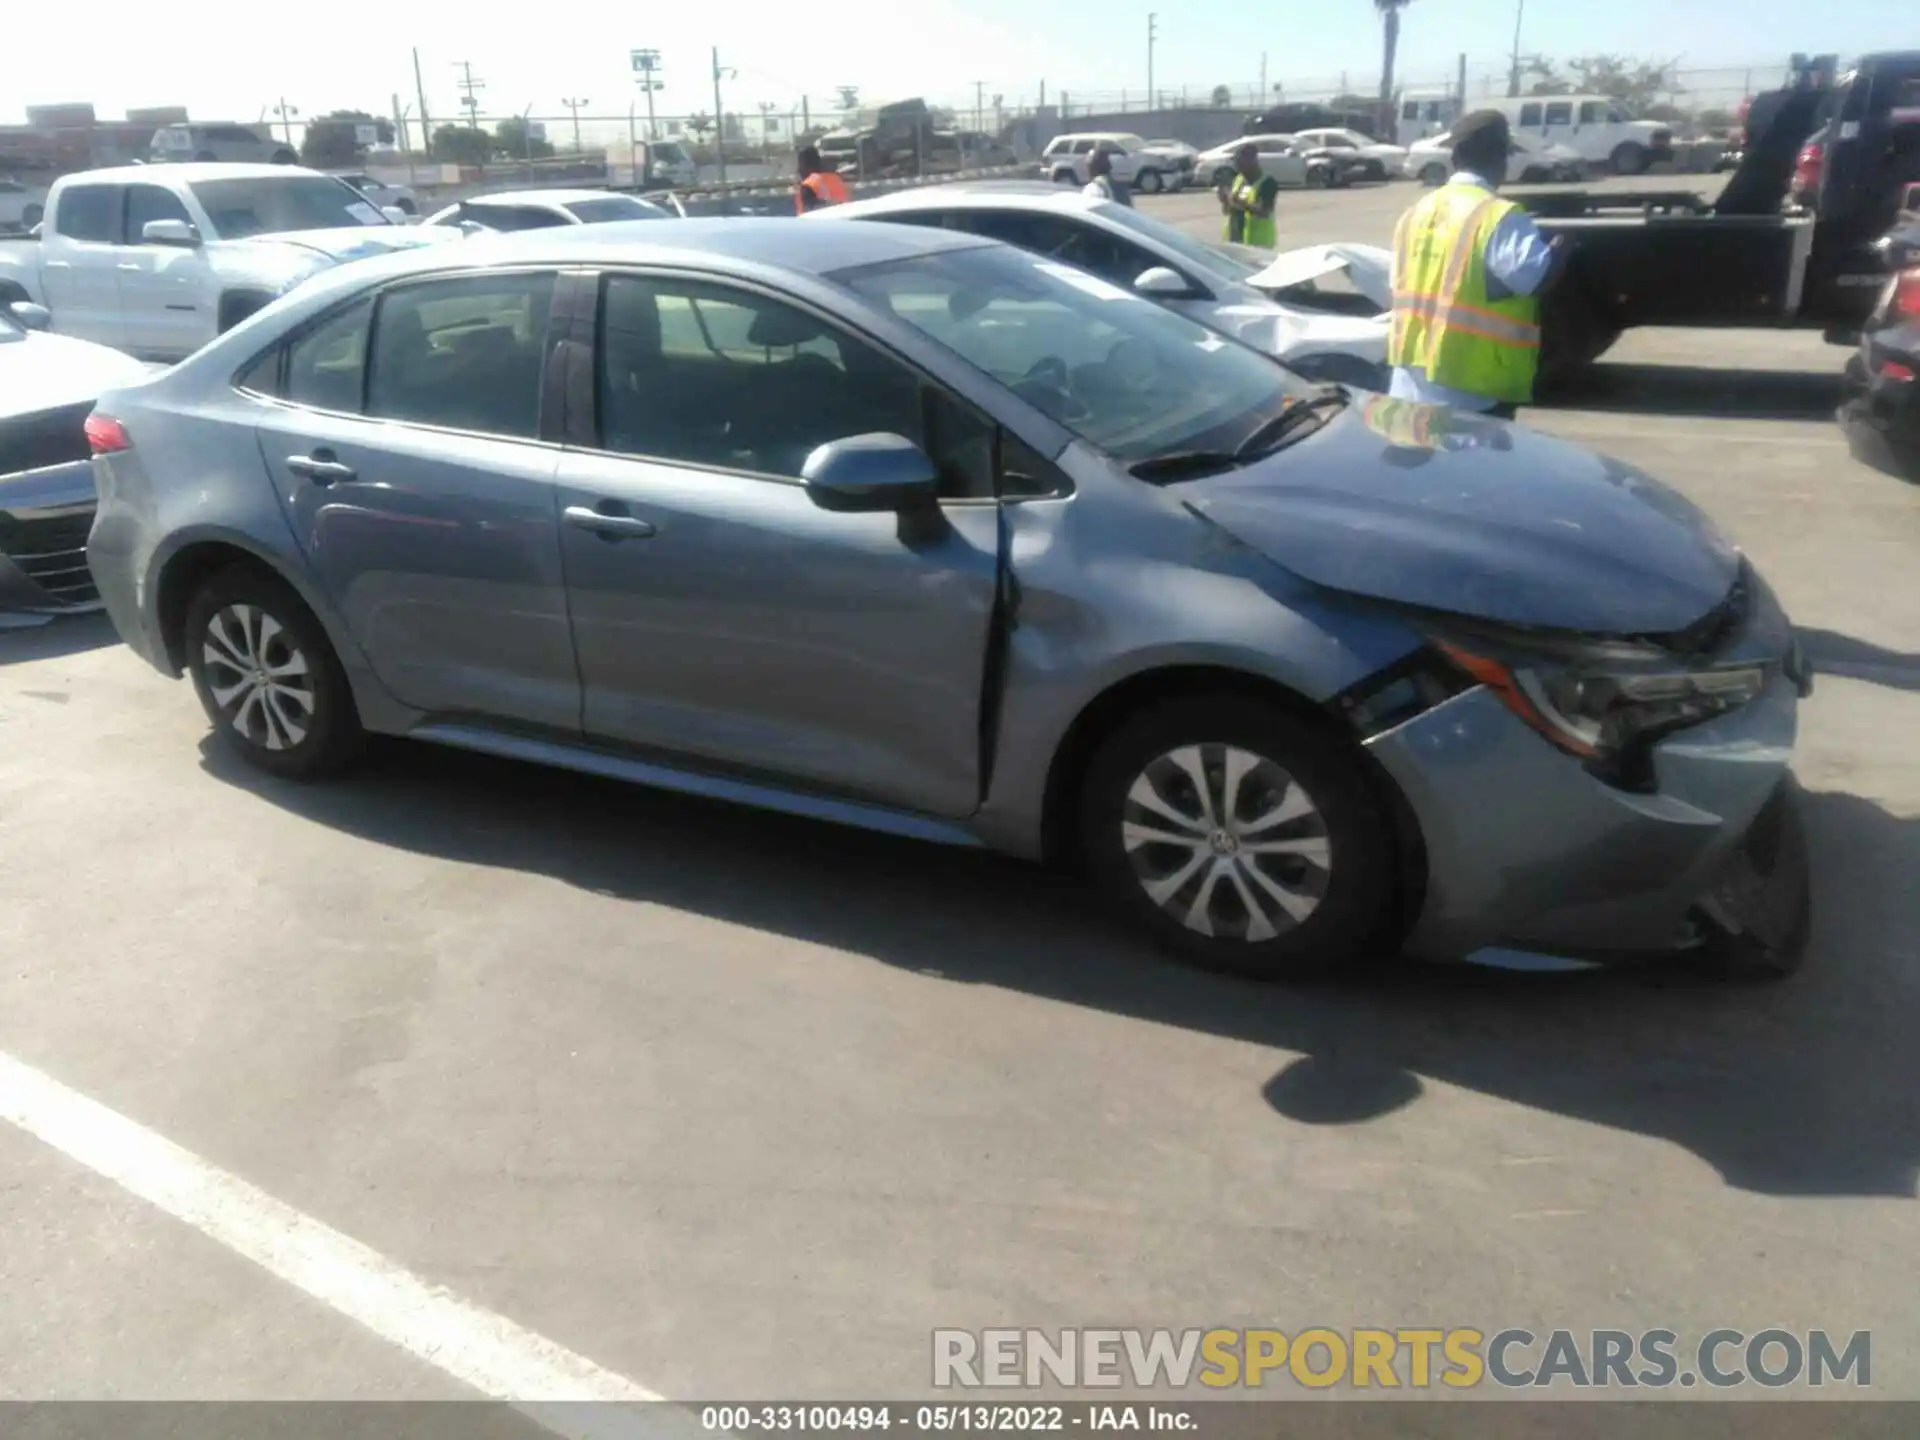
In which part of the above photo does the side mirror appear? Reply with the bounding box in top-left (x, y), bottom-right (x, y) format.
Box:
top-left (141, 218), bottom-right (200, 247)
top-left (1133, 266), bottom-right (1194, 298)
top-left (801, 433), bottom-right (941, 512)
top-left (8, 300), bottom-right (51, 330)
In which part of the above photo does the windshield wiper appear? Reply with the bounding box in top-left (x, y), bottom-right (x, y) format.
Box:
top-left (1128, 451), bottom-right (1241, 482)
top-left (1233, 384), bottom-right (1350, 461)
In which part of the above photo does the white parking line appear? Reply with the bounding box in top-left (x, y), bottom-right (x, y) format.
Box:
top-left (0, 1049), bottom-right (693, 1440)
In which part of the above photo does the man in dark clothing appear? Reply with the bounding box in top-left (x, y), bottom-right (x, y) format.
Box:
top-left (1218, 143), bottom-right (1280, 247)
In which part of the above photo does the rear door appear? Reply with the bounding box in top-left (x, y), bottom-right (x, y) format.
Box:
top-left (552, 269), bottom-right (1003, 818)
top-left (40, 183), bottom-right (125, 344)
top-left (1541, 100), bottom-right (1578, 155)
top-left (249, 268), bottom-right (581, 732)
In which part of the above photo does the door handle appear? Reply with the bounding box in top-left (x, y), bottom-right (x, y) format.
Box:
top-left (285, 453), bottom-right (357, 486)
top-left (117, 262), bottom-right (143, 272)
top-left (564, 505), bottom-right (656, 540)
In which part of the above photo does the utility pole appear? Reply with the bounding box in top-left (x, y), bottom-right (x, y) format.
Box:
top-left (711, 48), bottom-right (736, 184)
top-left (1260, 52), bottom-right (1268, 102)
top-left (561, 96), bottom-right (589, 155)
top-left (1507, 0), bottom-right (1526, 98)
top-left (272, 98), bottom-right (298, 147)
top-left (630, 49), bottom-right (663, 140)
top-left (1457, 53), bottom-right (1469, 111)
top-left (1146, 13), bottom-right (1157, 114)
top-left (973, 80), bottom-right (986, 133)
top-left (413, 48), bottom-right (433, 155)
top-left (453, 60), bottom-right (485, 130)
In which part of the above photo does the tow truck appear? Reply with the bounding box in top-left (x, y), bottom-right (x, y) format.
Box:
top-left (1526, 52), bottom-right (1920, 384)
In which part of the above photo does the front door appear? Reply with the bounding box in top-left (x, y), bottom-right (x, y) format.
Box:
top-left (555, 270), bottom-right (1001, 818)
top-left (117, 182), bottom-right (217, 359)
top-left (40, 182), bottom-right (125, 345)
top-left (250, 270), bottom-right (580, 732)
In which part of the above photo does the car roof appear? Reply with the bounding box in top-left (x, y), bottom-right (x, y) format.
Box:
top-left (305, 216), bottom-right (992, 289)
top-left (65, 162), bottom-right (325, 185)
top-left (460, 188), bottom-right (647, 207)
top-left (831, 185), bottom-right (1106, 218)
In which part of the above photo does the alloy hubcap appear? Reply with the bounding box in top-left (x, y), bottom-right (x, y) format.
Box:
top-left (202, 603), bottom-right (314, 751)
top-left (1121, 743), bottom-right (1332, 942)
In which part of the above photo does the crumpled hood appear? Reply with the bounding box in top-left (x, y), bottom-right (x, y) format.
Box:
top-left (1245, 244), bottom-right (1393, 310)
top-left (243, 226), bottom-right (460, 264)
top-left (0, 330), bottom-right (155, 421)
top-left (1206, 302), bottom-right (1388, 361)
top-left (1186, 398), bottom-right (1743, 634)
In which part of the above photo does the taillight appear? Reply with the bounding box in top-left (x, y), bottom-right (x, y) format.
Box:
top-left (1892, 270), bottom-right (1920, 322)
top-left (1793, 140), bottom-right (1824, 192)
top-left (85, 412), bottom-right (131, 455)
top-left (1882, 360), bottom-right (1916, 382)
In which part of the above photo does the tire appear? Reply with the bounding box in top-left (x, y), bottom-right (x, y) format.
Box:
top-left (218, 290), bottom-right (276, 334)
top-left (22, 203), bottom-right (42, 229)
top-left (1135, 167), bottom-right (1164, 194)
top-left (1609, 141), bottom-right (1648, 176)
top-left (184, 564), bottom-right (363, 781)
top-left (270, 149), bottom-right (298, 165)
top-left (1311, 165), bottom-right (1338, 189)
top-left (1077, 696), bottom-right (1399, 981)
top-left (0, 280), bottom-right (29, 308)
top-left (194, 151), bottom-right (218, 162)
top-left (1418, 162), bottom-right (1447, 186)
top-left (1051, 168), bottom-right (1078, 186)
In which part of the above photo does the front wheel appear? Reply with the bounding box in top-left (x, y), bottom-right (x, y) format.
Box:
top-left (184, 565), bottom-right (363, 780)
top-left (1050, 168), bottom-right (1077, 186)
top-left (1311, 165), bottom-right (1338, 189)
top-left (1078, 697), bottom-right (1399, 981)
top-left (1134, 167), bottom-right (1163, 194)
top-left (1610, 141), bottom-right (1648, 176)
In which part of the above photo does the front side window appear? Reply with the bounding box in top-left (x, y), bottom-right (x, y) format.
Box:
top-left (1401, 100), bottom-right (1420, 120)
top-left (127, 185), bottom-right (193, 238)
top-left (596, 273), bottom-right (923, 482)
top-left (1519, 103), bottom-right (1544, 127)
top-left (366, 273), bottom-right (555, 438)
top-left (948, 210), bottom-right (1165, 291)
top-left (833, 243), bottom-right (1312, 463)
top-left (1607, 106), bottom-right (1629, 125)
top-left (1579, 102), bottom-right (1604, 124)
top-left (56, 185), bottom-right (121, 243)
top-left (188, 176), bottom-right (387, 237)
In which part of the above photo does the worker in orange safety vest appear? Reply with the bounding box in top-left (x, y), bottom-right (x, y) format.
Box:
top-left (795, 147), bottom-right (852, 213)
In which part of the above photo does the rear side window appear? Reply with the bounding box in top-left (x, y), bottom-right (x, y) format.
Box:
top-left (1518, 103), bottom-right (1543, 127)
top-left (366, 272), bottom-right (556, 438)
top-left (285, 297), bottom-right (373, 412)
top-left (56, 185), bottom-right (121, 242)
top-left (1544, 102), bottom-right (1573, 126)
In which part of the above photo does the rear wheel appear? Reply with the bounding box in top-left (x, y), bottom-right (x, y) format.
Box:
top-left (1212, 166), bottom-right (1236, 188)
top-left (1135, 167), bottom-right (1164, 194)
top-left (1610, 141), bottom-right (1648, 175)
top-left (270, 149), bottom-right (298, 165)
top-left (1311, 165), bottom-right (1338, 189)
top-left (1078, 697), bottom-right (1399, 981)
top-left (1418, 162), bottom-right (1447, 186)
top-left (1051, 168), bottom-right (1078, 185)
top-left (184, 565), bottom-right (363, 781)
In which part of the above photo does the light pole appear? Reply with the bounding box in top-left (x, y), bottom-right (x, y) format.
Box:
top-left (630, 49), bottom-right (663, 140)
top-left (712, 49), bottom-right (737, 183)
top-left (561, 97), bottom-right (589, 156)
top-left (1508, 0), bottom-right (1526, 98)
top-left (1146, 13), bottom-right (1157, 113)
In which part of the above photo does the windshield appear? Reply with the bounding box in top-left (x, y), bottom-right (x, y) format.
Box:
top-left (564, 195), bottom-right (670, 223)
top-left (188, 176), bottom-right (388, 237)
top-left (1090, 202), bottom-right (1263, 286)
top-left (651, 142), bottom-right (690, 165)
top-left (833, 242), bottom-right (1312, 462)
top-left (1116, 134), bottom-right (1150, 150)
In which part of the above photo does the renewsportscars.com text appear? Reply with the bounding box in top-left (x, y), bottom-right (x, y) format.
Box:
top-left (932, 1328), bottom-right (1871, 1391)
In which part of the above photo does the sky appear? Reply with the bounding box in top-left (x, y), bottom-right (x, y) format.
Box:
top-left (6, 0), bottom-right (1912, 136)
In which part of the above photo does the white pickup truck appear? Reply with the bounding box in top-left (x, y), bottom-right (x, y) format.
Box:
top-left (0, 163), bottom-right (457, 361)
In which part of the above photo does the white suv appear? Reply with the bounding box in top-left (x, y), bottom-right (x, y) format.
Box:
top-left (1041, 133), bottom-right (1184, 194)
top-left (150, 123), bottom-right (298, 166)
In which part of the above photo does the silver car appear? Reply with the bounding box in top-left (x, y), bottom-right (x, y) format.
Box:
top-left (85, 220), bottom-right (1813, 980)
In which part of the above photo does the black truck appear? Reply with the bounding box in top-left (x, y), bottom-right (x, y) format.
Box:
top-left (1523, 52), bottom-right (1920, 384)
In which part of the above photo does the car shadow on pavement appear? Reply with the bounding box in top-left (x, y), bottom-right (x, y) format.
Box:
top-left (1542, 364), bottom-right (1845, 422)
top-left (1797, 627), bottom-right (1920, 692)
top-left (201, 736), bottom-right (1919, 1199)
top-left (0, 612), bottom-right (119, 666)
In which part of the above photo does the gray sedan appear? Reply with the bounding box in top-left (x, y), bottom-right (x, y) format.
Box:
top-left (85, 220), bottom-right (1812, 979)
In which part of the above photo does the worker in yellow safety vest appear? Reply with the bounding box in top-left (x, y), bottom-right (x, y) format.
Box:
top-left (1387, 109), bottom-right (1569, 420)
top-left (1217, 143), bottom-right (1280, 249)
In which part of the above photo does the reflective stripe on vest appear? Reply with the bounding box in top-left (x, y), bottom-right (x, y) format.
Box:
top-left (1388, 185), bottom-right (1541, 404)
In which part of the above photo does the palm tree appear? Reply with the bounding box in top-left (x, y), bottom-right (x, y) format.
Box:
top-left (1374, 0), bottom-right (1411, 137)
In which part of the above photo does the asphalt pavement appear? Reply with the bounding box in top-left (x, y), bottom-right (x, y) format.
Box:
top-left (1, 175), bottom-right (1917, 1416)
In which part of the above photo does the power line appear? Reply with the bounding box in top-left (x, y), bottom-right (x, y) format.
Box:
top-left (452, 60), bottom-right (486, 128)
